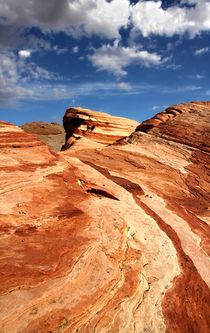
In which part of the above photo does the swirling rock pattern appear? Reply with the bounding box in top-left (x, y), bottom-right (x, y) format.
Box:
top-left (0, 102), bottom-right (209, 333)
top-left (62, 107), bottom-right (138, 150)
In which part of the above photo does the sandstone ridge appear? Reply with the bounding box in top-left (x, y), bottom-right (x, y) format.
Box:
top-left (0, 102), bottom-right (209, 333)
top-left (62, 106), bottom-right (138, 150)
top-left (134, 101), bottom-right (210, 152)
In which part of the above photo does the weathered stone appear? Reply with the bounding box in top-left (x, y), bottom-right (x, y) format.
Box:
top-left (62, 106), bottom-right (138, 150)
top-left (0, 102), bottom-right (209, 333)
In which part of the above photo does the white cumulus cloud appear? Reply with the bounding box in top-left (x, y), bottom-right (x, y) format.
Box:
top-left (0, 0), bottom-right (130, 40)
top-left (89, 41), bottom-right (162, 76)
top-left (18, 50), bottom-right (31, 58)
top-left (131, 0), bottom-right (210, 37)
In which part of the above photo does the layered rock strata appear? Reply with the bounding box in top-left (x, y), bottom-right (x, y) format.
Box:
top-left (62, 107), bottom-right (138, 150)
top-left (0, 102), bottom-right (209, 333)
top-left (135, 101), bottom-right (210, 152)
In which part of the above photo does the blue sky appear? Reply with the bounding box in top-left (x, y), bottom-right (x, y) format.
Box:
top-left (0, 0), bottom-right (209, 125)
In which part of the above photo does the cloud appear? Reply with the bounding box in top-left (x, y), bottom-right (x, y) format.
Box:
top-left (152, 105), bottom-right (160, 111)
top-left (82, 0), bottom-right (130, 38)
top-left (0, 25), bottom-right (68, 56)
top-left (116, 82), bottom-right (132, 91)
top-left (187, 74), bottom-right (205, 80)
top-left (195, 74), bottom-right (205, 79)
top-left (0, 49), bottom-right (156, 107)
top-left (194, 47), bottom-right (210, 55)
top-left (89, 41), bottom-right (162, 76)
top-left (166, 63), bottom-right (182, 70)
top-left (163, 85), bottom-right (201, 93)
top-left (18, 50), bottom-right (31, 58)
top-left (1, 0), bottom-right (210, 59)
top-left (0, 0), bottom-right (130, 40)
top-left (72, 81), bottom-right (156, 97)
top-left (0, 50), bottom-right (61, 106)
top-left (72, 46), bottom-right (79, 53)
top-left (131, 0), bottom-right (210, 37)
top-left (23, 35), bottom-right (68, 54)
top-left (0, 50), bottom-right (144, 106)
top-left (0, 49), bottom-right (205, 109)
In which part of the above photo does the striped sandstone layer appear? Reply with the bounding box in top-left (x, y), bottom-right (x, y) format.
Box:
top-left (135, 101), bottom-right (210, 152)
top-left (62, 106), bottom-right (138, 150)
top-left (0, 101), bottom-right (209, 333)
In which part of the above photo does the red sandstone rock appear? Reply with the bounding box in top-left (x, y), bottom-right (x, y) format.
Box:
top-left (0, 102), bottom-right (209, 333)
top-left (62, 106), bottom-right (138, 150)
top-left (135, 101), bottom-right (210, 152)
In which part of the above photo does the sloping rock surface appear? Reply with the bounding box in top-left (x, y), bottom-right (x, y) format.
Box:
top-left (135, 101), bottom-right (210, 152)
top-left (62, 106), bottom-right (138, 150)
top-left (21, 121), bottom-right (65, 151)
top-left (0, 102), bottom-right (209, 333)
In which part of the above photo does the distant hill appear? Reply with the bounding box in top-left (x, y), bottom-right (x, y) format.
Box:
top-left (21, 121), bottom-right (65, 151)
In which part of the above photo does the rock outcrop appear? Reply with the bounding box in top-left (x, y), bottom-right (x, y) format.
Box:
top-left (0, 102), bottom-right (209, 333)
top-left (21, 121), bottom-right (65, 151)
top-left (62, 106), bottom-right (138, 150)
top-left (135, 101), bottom-right (210, 152)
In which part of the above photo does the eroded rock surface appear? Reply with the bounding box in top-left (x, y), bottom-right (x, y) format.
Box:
top-left (0, 102), bottom-right (209, 333)
top-left (21, 121), bottom-right (65, 151)
top-left (62, 106), bottom-right (138, 150)
top-left (135, 101), bottom-right (210, 152)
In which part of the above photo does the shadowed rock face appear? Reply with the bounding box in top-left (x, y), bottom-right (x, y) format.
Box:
top-left (0, 102), bottom-right (210, 333)
top-left (21, 121), bottom-right (65, 151)
top-left (62, 106), bottom-right (138, 150)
